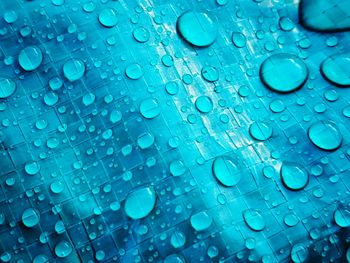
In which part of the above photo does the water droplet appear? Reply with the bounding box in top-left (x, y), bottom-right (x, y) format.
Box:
top-left (98, 8), bottom-right (118, 27)
top-left (334, 207), bottom-right (350, 228)
top-left (25, 161), bottom-right (40, 175)
top-left (321, 54), bottom-right (350, 86)
top-left (290, 243), bottom-right (308, 263)
top-left (0, 78), bottom-right (16, 98)
top-left (195, 96), bottom-right (213, 113)
top-left (212, 156), bottom-right (241, 187)
top-left (44, 92), bottom-right (58, 106)
top-left (165, 81), bottom-right (179, 95)
top-left (124, 187), bottom-right (156, 219)
top-left (243, 209), bottom-right (265, 231)
top-left (170, 231), bottom-right (186, 248)
top-left (190, 211), bottom-right (212, 231)
top-left (284, 212), bottom-right (299, 227)
top-left (63, 59), bottom-right (85, 82)
top-left (139, 98), bottom-right (160, 119)
top-left (55, 240), bottom-right (72, 258)
top-left (170, 160), bottom-right (186, 176)
top-left (216, 0), bottom-right (229, 6)
top-left (137, 132), bottom-right (155, 149)
top-left (4, 11), bottom-right (18, 24)
top-left (33, 254), bottom-right (49, 263)
top-left (232, 32), bottom-right (247, 48)
top-left (82, 93), bottom-right (95, 106)
top-left (125, 64), bottom-right (143, 80)
top-left (52, 0), bottom-right (65, 6)
top-left (260, 54), bottom-right (308, 93)
top-left (280, 162), bottom-right (309, 191)
top-left (177, 11), bottom-right (217, 47)
top-left (207, 245), bottom-right (219, 258)
top-left (201, 66), bottom-right (219, 82)
top-left (18, 46), bottom-right (43, 71)
top-left (22, 208), bottom-right (40, 227)
top-left (249, 121), bottom-right (273, 141)
top-left (279, 17), bottom-right (295, 31)
top-left (308, 121), bottom-right (342, 151)
top-left (164, 254), bottom-right (186, 263)
top-left (300, 0), bottom-right (350, 32)
top-left (133, 27), bottom-right (150, 43)
top-left (269, 99), bottom-right (285, 113)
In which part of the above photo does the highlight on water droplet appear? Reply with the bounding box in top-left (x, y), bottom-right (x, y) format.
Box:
top-left (177, 11), bottom-right (218, 47)
top-left (0, 78), bottom-right (16, 98)
top-left (260, 53), bottom-right (308, 93)
top-left (308, 121), bottom-right (342, 151)
top-left (242, 209), bottom-right (265, 231)
top-left (63, 59), bottom-right (85, 82)
top-left (124, 187), bottom-right (156, 219)
top-left (18, 46), bottom-right (43, 71)
top-left (321, 53), bottom-right (350, 87)
top-left (212, 156), bottom-right (242, 187)
top-left (280, 162), bottom-right (309, 191)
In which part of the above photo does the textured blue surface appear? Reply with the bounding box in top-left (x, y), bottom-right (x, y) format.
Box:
top-left (0, 0), bottom-right (350, 262)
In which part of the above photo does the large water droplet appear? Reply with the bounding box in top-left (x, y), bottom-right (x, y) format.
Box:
top-left (260, 54), bottom-right (308, 93)
top-left (0, 78), bottom-right (16, 98)
top-left (98, 8), bottom-right (118, 27)
top-left (125, 64), bottom-right (143, 80)
top-left (190, 211), bottom-right (212, 231)
top-left (195, 96), bottom-right (213, 113)
top-left (334, 207), bottom-right (350, 227)
top-left (22, 208), bottom-right (40, 227)
top-left (55, 240), bottom-right (72, 258)
top-left (18, 46), bottom-right (43, 71)
top-left (170, 231), bottom-right (186, 248)
top-left (63, 59), bottom-right (85, 82)
top-left (212, 156), bottom-right (241, 187)
top-left (177, 11), bottom-right (217, 47)
top-left (308, 121), bottom-right (342, 151)
top-left (124, 187), bottom-right (156, 219)
top-left (249, 121), bottom-right (273, 141)
top-left (232, 32), bottom-right (247, 48)
top-left (280, 162), bottom-right (309, 191)
top-left (243, 209), bottom-right (265, 231)
top-left (321, 54), bottom-right (350, 86)
top-left (139, 98), bottom-right (160, 119)
top-left (299, 0), bottom-right (350, 32)
top-left (291, 243), bottom-right (308, 263)
top-left (25, 161), bottom-right (40, 175)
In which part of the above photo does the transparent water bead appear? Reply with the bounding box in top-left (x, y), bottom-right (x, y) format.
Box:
top-left (201, 66), bottom-right (219, 82)
top-left (334, 207), bottom-right (350, 228)
top-left (139, 98), bottom-right (160, 119)
top-left (321, 54), bottom-right (350, 86)
top-left (260, 53), bottom-right (308, 93)
top-left (63, 59), bottom-right (85, 81)
top-left (190, 211), bottom-right (212, 231)
top-left (243, 209), bottom-right (265, 231)
top-left (280, 162), bottom-right (309, 191)
top-left (22, 208), bottom-right (40, 227)
top-left (308, 121), bottom-right (342, 151)
top-left (18, 46), bottom-right (43, 71)
top-left (249, 121), bottom-right (273, 141)
top-left (133, 27), bottom-right (150, 43)
top-left (124, 187), bottom-right (156, 219)
top-left (232, 32), bottom-right (247, 48)
top-left (98, 8), bottom-right (118, 27)
top-left (0, 78), bottom-right (16, 98)
top-left (177, 11), bottom-right (218, 47)
top-left (25, 161), bottom-right (40, 175)
top-left (299, 0), bottom-right (350, 32)
top-left (212, 156), bottom-right (242, 187)
top-left (195, 96), bottom-right (213, 113)
top-left (291, 243), bottom-right (308, 263)
top-left (125, 64), bottom-right (143, 80)
top-left (55, 240), bottom-right (72, 258)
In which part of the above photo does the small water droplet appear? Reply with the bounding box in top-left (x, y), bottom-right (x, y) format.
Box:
top-left (22, 208), bottom-right (40, 227)
top-left (321, 54), bottom-right (350, 86)
top-left (195, 96), bottom-right (213, 113)
top-left (243, 209), bottom-right (265, 231)
top-left (0, 78), bottom-right (16, 98)
top-left (63, 59), bottom-right (85, 82)
top-left (98, 8), bottom-right (118, 27)
top-left (280, 162), bottom-right (309, 191)
top-left (139, 98), bottom-right (160, 119)
top-left (249, 121), bottom-right (273, 141)
top-left (308, 121), bottom-right (342, 151)
top-left (54, 240), bottom-right (72, 258)
top-left (190, 211), bottom-right (212, 231)
top-left (18, 46), bottom-right (43, 71)
top-left (124, 187), bottom-right (156, 219)
top-left (212, 156), bottom-right (241, 187)
top-left (334, 207), bottom-right (350, 228)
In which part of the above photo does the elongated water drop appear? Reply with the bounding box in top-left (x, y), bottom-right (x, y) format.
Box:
top-left (124, 187), bottom-right (156, 219)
